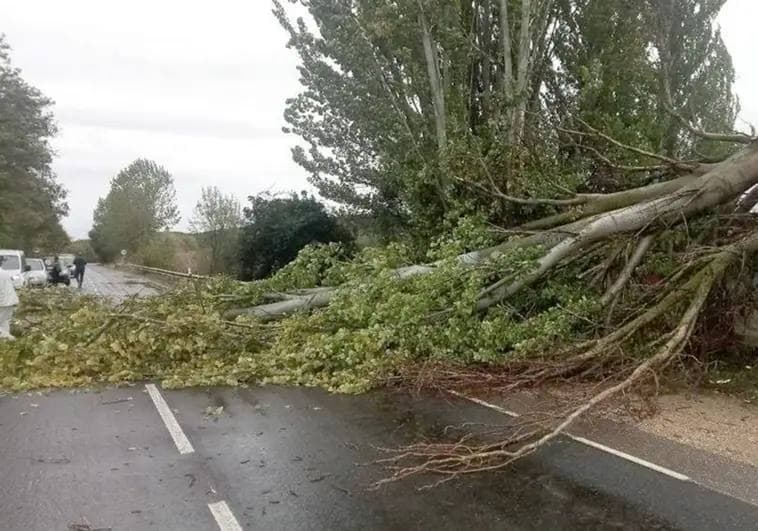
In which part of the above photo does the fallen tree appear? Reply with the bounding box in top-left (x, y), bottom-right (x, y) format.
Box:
top-left (3, 118), bottom-right (757, 486)
top-left (2, 0), bottom-right (756, 490)
top-left (230, 132), bottom-right (758, 321)
top-left (214, 120), bottom-right (758, 481)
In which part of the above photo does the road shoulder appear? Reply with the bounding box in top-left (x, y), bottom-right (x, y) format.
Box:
top-left (462, 387), bottom-right (758, 506)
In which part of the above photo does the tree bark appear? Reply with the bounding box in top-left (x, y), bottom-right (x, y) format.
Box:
top-left (477, 142), bottom-right (758, 310)
top-left (228, 142), bottom-right (758, 321)
top-left (512, 0), bottom-right (532, 140)
top-left (498, 0), bottom-right (514, 100)
top-left (420, 8), bottom-right (447, 154)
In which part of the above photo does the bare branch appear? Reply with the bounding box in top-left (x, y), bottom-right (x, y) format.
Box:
top-left (565, 143), bottom-right (674, 173)
top-left (663, 103), bottom-right (754, 145)
top-left (601, 234), bottom-right (656, 307)
top-left (568, 119), bottom-right (683, 166)
top-left (456, 176), bottom-right (587, 206)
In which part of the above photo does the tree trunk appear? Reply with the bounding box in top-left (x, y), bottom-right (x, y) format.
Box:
top-left (498, 0), bottom-right (514, 101)
top-left (512, 0), bottom-right (532, 141)
top-left (420, 8), bottom-right (447, 154)
top-left (477, 142), bottom-right (758, 310)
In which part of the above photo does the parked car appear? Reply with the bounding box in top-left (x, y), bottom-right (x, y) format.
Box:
top-left (0, 249), bottom-right (27, 289)
top-left (23, 258), bottom-right (47, 287)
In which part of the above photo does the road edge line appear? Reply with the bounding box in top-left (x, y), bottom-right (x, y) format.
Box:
top-left (208, 500), bottom-right (243, 531)
top-left (145, 383), bottom-right (195, 455)
top-left (447, 390), bottom-right (692, 482)
top-left (566, 434), bottom-right (691, 481)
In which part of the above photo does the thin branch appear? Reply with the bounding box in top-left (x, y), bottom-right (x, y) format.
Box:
top-left (663, 103), bottom-right (754, 145)
top-left (350, 14), bottom-right (424, 158)
top-left (565, 143), bottom-right (673, 173)
top-left (572, 119), bottom-right (684, 166)
top-left (601, 233), bottom-right (656, 307)
top-left (456, 176), bottom-right (586, 206)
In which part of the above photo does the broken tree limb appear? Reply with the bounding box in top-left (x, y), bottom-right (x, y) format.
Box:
top-left (518, 171), bottom-right (707, 231)
top-left (229, 142), bottom-right (758, 323)
top-left (261, 287), bottom-right (335, 302)
top-left (600, 233), bottom-right (656, 307)
top-left (476, 142), bottom-right (758, 311)
top-left (223, 219), bottom-right (590, 321)
top-left (224, 289), bottom-right (335, 322)
top-left (376, 232), bottom-right (758, 485)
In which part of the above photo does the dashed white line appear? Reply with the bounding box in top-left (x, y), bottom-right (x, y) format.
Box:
top-left (448, 390), bottom-right (692, 482)
top-left (448, 390), bottom-right (520, 417)
top-left (208, 501), bottom-right (244, 531)
top-left (145, 383), bottom-right (195, 455)
top-left (145, 385), bottom-right (244, 527)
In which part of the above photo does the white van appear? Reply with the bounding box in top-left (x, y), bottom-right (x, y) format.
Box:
top-left (0, 250), bottom-right (27, 289)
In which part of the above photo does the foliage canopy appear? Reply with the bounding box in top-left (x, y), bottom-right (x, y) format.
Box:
top-left (238, 191), bottom-right (353, 280)
top-left (275, 0), bottom-right (737, 235)
top-left (190, 186), bottom-right (243, 274)
top-left (0, 35), bottom-right (68, 252)
top-left (89, 159), bottom-right (180, 262)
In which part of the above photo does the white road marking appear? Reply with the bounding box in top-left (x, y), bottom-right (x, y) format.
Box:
top-left (208, 501), bottom-right (243, 531)
top-left (567, 435), bottom-right (691, 481)
top-left (145, 383), bottom-right (195, 455)
top-left (448, 390), bottom-right (520, 417)
top-left (447, 390), bottom-right (692, 482)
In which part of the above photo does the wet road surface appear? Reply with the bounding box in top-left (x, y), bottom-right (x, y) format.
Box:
top-left (80, 264), bottom-right (162, 302)
top-left (1, 385), bottom-right (756, 530)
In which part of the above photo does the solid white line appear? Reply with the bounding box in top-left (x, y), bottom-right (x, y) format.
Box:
top-left (208, 501), bottom-right (243, 531)
top-left (447, 390), bottom-right (692, 482)
top-left (145, 383), bottom-right (195, 455)
top-left (567, 434), bottom-right (691, 481)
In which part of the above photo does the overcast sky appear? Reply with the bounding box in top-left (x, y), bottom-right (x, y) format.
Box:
top-left (1, 0), bottom-right (757, 240)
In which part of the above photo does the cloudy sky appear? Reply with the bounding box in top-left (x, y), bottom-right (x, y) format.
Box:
top-left (1, 0), bottom-right (757, 240)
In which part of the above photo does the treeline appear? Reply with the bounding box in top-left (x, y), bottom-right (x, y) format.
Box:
top-left (88, 160), bottom-right (352, 278)
top-left (0, 35), bottom-right (69, 252)
top-left (87, 0), bottom-right (741, 281)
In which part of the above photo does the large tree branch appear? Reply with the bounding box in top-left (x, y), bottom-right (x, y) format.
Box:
top-left (228, 144), bottom-right (758, 322)
top-left (476, 142), bottom-right (758, 311)
top-left (514, 0), bottom-right (533, 99)
top-left (418, 3), bottom-right (447, 153)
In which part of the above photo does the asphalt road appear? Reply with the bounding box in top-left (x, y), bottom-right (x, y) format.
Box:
top-left (3, 265), bottom-right (756, 530)
top-left (80, 264), bottom-right (162, 302)
top-left (1, 385), bottom-right (757, 531)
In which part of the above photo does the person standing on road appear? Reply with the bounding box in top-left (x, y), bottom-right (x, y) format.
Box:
top-left (0, 256), bottom-right (20, 340)
top-left (73, 255), bottom-right (87, 288)
top-left (49, 256), bottom-right (62, 285)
